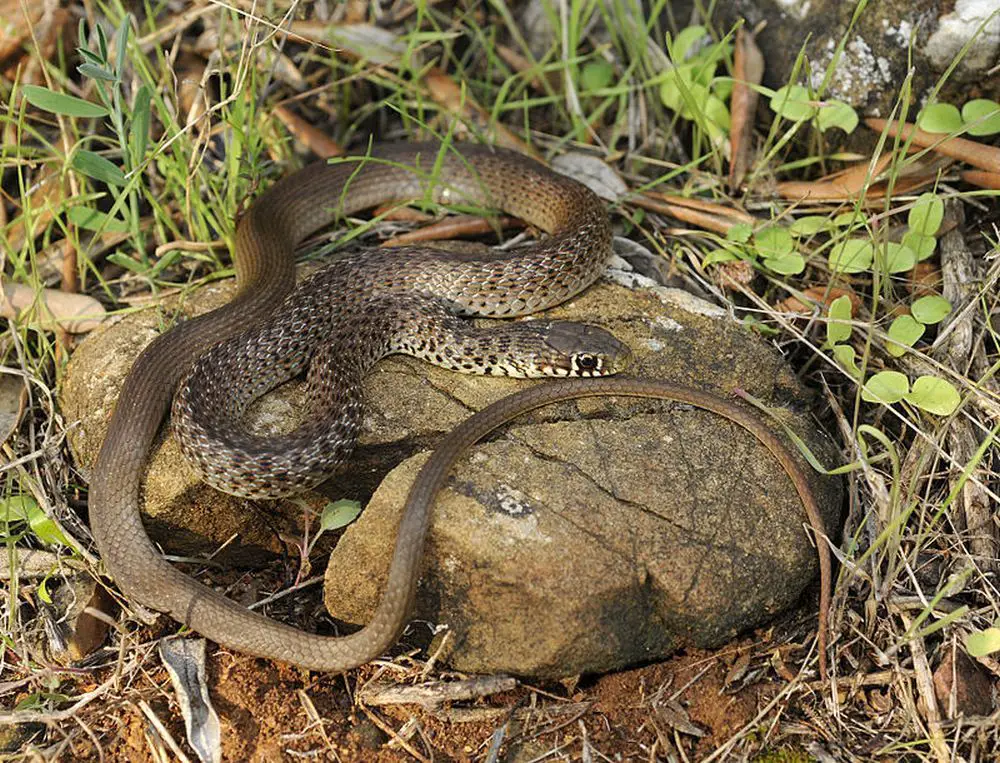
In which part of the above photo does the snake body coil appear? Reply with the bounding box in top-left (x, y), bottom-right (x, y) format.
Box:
top-left (88, 142), bottom-right (830, 677)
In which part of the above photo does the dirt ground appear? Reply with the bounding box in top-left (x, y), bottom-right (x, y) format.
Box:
top-left (40, 605), bottom-right (824, 761)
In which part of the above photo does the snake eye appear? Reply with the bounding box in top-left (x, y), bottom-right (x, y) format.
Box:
top-left (575, 354), bottom-right (600, 373)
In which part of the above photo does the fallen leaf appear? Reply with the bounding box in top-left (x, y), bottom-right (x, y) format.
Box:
top-left (5, 163), bottom-right (64, 254)
top-left (0, 0), bottom-right (70, 84)
top-left (423, 68), bottom-right (534, 155)
top-left (778, 286), bottom-right (862, 315)
top-left (728, 27), bottom-right (764, 190)
top-left (907, 262), bottom-right (943, 297)
top-left (273, 105), bottom-right (342, 159)
top-left (634, 191), bottom-right (753, 235)
top-left (289, 21), bottom-right (412, 69)
top-left (47, 575), bottom-right (118, 662)
top-left (1, 281), bottom-right (106, 334)
top-left (933, 649), bottom-right (994, 718)
top-left (0, 373), bottom-right (26, 446)
top-left (713, 259), bottom-right (755, 289)
top-left (381, 214), bottom-right (524, 247)
top-left (172, 51), bottom-right (208, 128)
top-left (494, 44), bottom-right (549, 92)
top-left (960, 170), bottom-right (1000, 190)
top-left (551, 152), bottom-right (628, 201)
top-left (866, 118), bottom-right (1000, 174)
top-left (654, 699), bottom-right (705, 738)
top-left (160, 639), bottom-right (222, 763)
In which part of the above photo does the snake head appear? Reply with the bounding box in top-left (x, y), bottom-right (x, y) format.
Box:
top-left (538, 321), bottom-right (633, 377)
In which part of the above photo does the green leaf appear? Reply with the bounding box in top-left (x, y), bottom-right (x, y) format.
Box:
top-left (862, 371), bottom-right (909, 404)
top-left (148, 249), bottom-right (182, 278)
top-left (790, 216), bottom-right (832, 237)
top-left (0, 495), bottom-right (69, 546)
top-left (832, 344), bottom-right (862, 378)
top-left (106, 252), bottom-right (146, 273)
top-left (703, 249), bottom-right (740, 266)
top-left (712, 75), bottom-right (733, 102)
top-left (826, 294), bottom-right (853, 346)
top-left (754, 226), bottom-right (794, 258)
top-left (833, 210), bottom-right (865, 228)
top-left (77, 62), bottom-right (117, 81)
top-left (769, 84), bottom-right (816, 121)
top-left (828, 239), bottom-right (873, 273)
top-left (677, 83), bottom-right (709, 120)
top-left (875, 242), bottom-right (916, 274)
top-left (320, 499), bottom-right (362, 531)
top-left (130, 84), bottom-right (152, 165)
top-left (580, 60), bottom-right (613, 92)
top-left (21, 85), bottom-right (109, 118)
top-left (886, 314), bottom-right (925, 357)
top-left (726, 223), bottom-right (753, 243)
top-left (95, 20), bottom-right (108, 61)
top-left (704, 94), bottom-right (731, 130)
top-left (908, 193), bottom-right (944, 236)
top-left (917, 102), bottom-right (963, 133)
top-left (967, 627), bottom-right (1000, 657)
top-left (76, 46), bottom-right (105, 67)
top-left (37, 575), bottom-right (53, 604)
top-left (72, 150), bottom-right (125, 186)
top-left (905, 376), bottom-right (961, 416)
top-left (961, 99), bottom-right (1000, 136)
top-left (763, 252), bottom-right (804, 274)
top-left (659, 66), bottom-right (696, 113)
top-left (14, 692), bottom-right (72, 712)
top-left (668, 25), bottom-right (707, 62)
top-left (911, 295), bottom-right (951, 325)
top-left (817, 100), bottom-right (858, 133)
top-left (114, 14), bottom-right (130, 79)
top-left (66, 206), bottom-right (130, 233)
top-left (901, 230), bottom-right (936, 261)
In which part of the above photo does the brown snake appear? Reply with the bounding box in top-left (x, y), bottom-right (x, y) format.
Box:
top-left (88, 142), bottom-right (831, 679)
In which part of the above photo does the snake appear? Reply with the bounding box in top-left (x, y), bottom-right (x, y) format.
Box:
top-left (88, 141), bottom-right (831, 679)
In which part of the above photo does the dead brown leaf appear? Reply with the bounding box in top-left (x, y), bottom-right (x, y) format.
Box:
top-left (960, 170), bottom-right (1000, 189)
top-left (712, 259), bottom-right (755, 290)
top-left (381, 215), bottom-right (524, 247)
top-left (1, 281), bottom-right (106, 333)
top-left (775, 151), bottom-right (939, 201)
top-left (634, 191), bottom-right (752, 235)
top-left (866, 117), bottom-right (1000, 174)
top-left (273, 105), bottom-right (342, 159)
top-left (908, 262), bottom-right (943, 297)
top-left (0, 0), bottom-right (70, 84)
top-left (728, 27), bottom-right (764, 190)
top-left (933, 648), bottom-right (994, 718)
top-left (777, 286), bottom-right (863, 315)
top-left (423, 68), bottom-right (535, 155)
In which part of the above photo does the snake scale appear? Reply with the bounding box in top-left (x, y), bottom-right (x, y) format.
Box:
top-left (88, 142), bottom-right (830, 679)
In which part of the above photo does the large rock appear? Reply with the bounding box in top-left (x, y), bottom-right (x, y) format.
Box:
top-left (63, 258), bottom-right (841, 679)
top-left (61, 281), bottom-right (309, 565)
top-left (323, 274), bottom-right (842, 678)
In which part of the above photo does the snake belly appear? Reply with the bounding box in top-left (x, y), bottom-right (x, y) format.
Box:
top-left (88, 142), bottom-right (619, 670)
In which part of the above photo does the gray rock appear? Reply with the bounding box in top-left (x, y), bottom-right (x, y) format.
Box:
top-left (61, 281), bottom-right (310, 565)
top-left (323, 278), bottom-right (841, 678)
top-left (715, 0), bottom-right (999, 118)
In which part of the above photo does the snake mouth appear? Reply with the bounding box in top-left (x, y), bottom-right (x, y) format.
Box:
top-left (570, 341), bottom-right (634, 376)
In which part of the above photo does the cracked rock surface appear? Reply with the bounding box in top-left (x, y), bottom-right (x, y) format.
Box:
top-left (62, 262), bottom-right (841, 677)
top-left (323, 274), bottom-right (841, 678)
